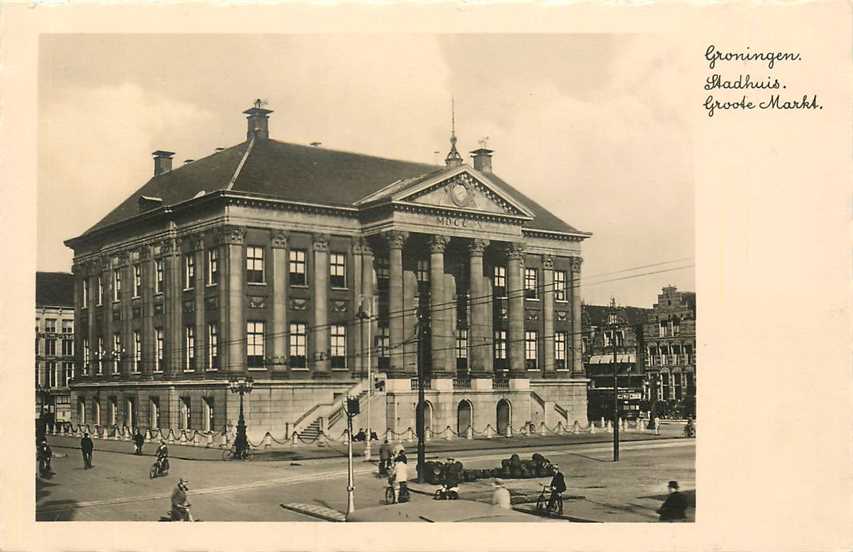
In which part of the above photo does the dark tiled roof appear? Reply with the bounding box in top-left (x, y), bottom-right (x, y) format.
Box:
top-left (36, 272), bottom-right (75, 308)
top-left (81, 138), bottom-right (587, 238)
top-left (583, 304), bottom-right (653, 327)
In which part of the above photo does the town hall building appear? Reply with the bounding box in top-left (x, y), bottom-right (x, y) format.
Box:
top-left (65, 101), bottom-right (592, 441)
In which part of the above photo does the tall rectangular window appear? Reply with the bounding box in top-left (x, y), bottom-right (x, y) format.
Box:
top-left (46, 319), bottom-right (57, 333)
top-left (416, 259), bottom-right (430, 285)
top-left (82, 338), bottom-right (90, 376)
top-left (246, 246), bottom-right (265, 284)
top-left (62, 335), bottom-right (74, 356)
top-left (456, 329), bottom-right (468, 372)
top-left (208, 322), bottom-right (219, 370)
top-left (45, 334), bottom-right (56, 356)
top-left (65, 361), bottom-right (74, 386)
top-left (97, 276), bottom-right (103, 305)
top-left (207, 248), bottom-right (219, 286)
top-left (184, 254), bottom-right (195, 289)
top-left (82, 279), bottom-right (88, 307)
top-left (133, 264), bottom-right (142, 297)
top-left (494, 330), bottom-right (507, 367)
top-left (112, 334), bottom-right (122, 374)
top-left (375, 257), bottom-right (390, 289)
top-left (185, 326), bottom-right (195, 371)
top-left (288, 322), bottom-right (307, 369)
top-left (155, 329), bottom-right (164, 372)
top-left (493, 266), bottom-right (506, 297)
top-left (288, 249), bottom-right (306, 286)
top-left (155, 259), bottom-right (164, 294)
top-left (330, 324), bottom-right (346, 369)
top-left (525, 330), bottom-right (538, 369)
top-left (330, 253), bottom-right (346, 288)
top-left (133, 331), bottom-right (141, 373)
top-left (554, 270), bottom-right (567, 301)
top-left (377, 325), bottom-right (390, 370)
top-left (247, 321), bottom-right (265, 368)
top-left (555, 332), bottom-right (567, 370)
top-left (47, 361), bottom-right (56, 388)
top-left (524, 268), bottom-right (538, 299)
top-left (96, 337), bottom-right (104, 374)
top-left (113, 270), bottom-right (121, 302)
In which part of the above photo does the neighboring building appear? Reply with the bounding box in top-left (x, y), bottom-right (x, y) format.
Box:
top-left (643, 286), bottom-right (696, 418)
top-left (36, 272), bottom-right (76, 425)
top-left (64, 101), bottom-right (592, 440)
top-left (582, 300), bottom-right (653, 420)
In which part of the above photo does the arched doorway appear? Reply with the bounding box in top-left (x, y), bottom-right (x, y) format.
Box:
top-left (422, 400), bottom-right (433, 434)
top-left (457, 400), bottom-right (473, 437)
top-left (496, 399), bottom-right (511, 435)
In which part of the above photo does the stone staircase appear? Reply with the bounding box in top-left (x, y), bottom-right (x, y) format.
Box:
top-left (292, 380), bottom-right (367, 440)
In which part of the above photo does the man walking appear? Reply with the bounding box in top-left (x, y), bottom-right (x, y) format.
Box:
top-left (80, 432), bottom-right (94, 469)
top-left (133, 430), bottom-right (145, 455)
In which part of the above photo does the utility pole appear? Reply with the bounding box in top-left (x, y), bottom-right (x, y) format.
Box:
top-left (609, 298), bottom-right (620, 462)
top-left (416, 298), bottom-right (429, 483)
top-left (357, 298), bottom-right (372, 461)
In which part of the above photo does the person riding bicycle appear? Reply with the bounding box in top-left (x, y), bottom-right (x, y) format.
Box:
top-left (156, 441), bottom-right (169, 471)
top-left (170, 478), bottom-right (193, 521)
top-left (548, 464), bottom-right (567, 511)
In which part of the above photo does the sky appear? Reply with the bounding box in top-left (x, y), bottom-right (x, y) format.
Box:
top-left (37, 34), bottom-right (693, 307)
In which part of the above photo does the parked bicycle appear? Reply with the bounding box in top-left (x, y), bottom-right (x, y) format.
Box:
top-left (221, 444), bottom-right (255, 461)
top-left (535, 483), bottom-right (563, 516)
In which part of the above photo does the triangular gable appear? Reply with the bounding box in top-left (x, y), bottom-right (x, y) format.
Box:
top-left (393, 166), bottom-right (535, 219)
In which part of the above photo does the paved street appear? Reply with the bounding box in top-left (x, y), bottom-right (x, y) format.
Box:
top-left (37, 436), bottom-right (694, 522)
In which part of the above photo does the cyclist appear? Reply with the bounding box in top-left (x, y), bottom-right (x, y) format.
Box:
top-left (547, 464), bottom-right (567, 512)
top-left (155, 441), bottom-right (169, 472)
top-left (170, 478), bottom-right (194, 521)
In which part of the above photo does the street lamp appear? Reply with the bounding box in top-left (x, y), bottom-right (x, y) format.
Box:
top-left (228, 376), bottom-right (254, 459)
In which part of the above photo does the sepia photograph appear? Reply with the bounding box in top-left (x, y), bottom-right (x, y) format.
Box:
top-left (34, 33), bottom-right (696, 523)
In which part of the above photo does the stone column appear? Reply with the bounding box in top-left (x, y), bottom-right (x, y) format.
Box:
top-left (570, 256), bottom-right (584, 377)
top-left (141, 247), bottom-right (155, 376)
top-left (312, 233), bottom-right (330, 376)
top-left (86, 262), bottom-right (97, 377)
top-left (506, 243), bottom-right (526, 379)
top-left (360, 239), bottom-right (375, 377)
top-left (222, 225), bottom-right (246, 373)
top-left (352, 240), bottom-right (364, 376)
top-left (119, 253), bottom-right (132, 377)
top-left (165, 238), bottom-right (182, 378)
top-left (386, 231), bottom-right (408, 378)
top-left (468, 239), bottom-right (491, 381)
top-left (542, 255), bottom-right (555, 376)
top-left (430, 235), bottom-right (450, 378)
top-left (193, 237), bottom-right (206, 372)
top-left (270, 230), bottom-right (288, 372)
top-left (102, 256), bottom-right (114, 377)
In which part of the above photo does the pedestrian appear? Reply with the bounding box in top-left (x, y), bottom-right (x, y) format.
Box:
top-left (80, 432), bottom-right (94, 469)
top-left (657, 480), bottom-right (688, 522)
top-left (492, 479), bottom-right (511, 510)
top-left (133, 430), bottom-right (145, 455)
top-left (390, 454), bottom-right (408, 503)
top-left (37, 439), bottom-right (54, 476)
top-left (378, 439), bottom-right (392, 475)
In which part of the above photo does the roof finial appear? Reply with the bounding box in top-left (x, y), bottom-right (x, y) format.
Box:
top-left (445, 96), bottom-right (463, 168)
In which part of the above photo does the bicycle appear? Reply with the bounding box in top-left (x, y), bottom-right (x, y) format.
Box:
top-left (535, 484), bottom-right (563, 516)
top-left (384, 481), bottom-right (409, 504)
top-left (222, 444), bottom-right (255, 461)
top-left (149, 457), bottom-right (170, 479)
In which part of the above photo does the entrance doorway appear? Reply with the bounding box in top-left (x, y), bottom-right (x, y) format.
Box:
top-left (457, 400), bottom-right (473, 437)
top-left (496, 399), bottom-right (511, 435)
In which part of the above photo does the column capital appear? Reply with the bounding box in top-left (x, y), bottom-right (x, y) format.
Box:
top-left (543, 255), bottom-right (554, 270)
top-left (353, 236), bottom-right (374, 256)
top-left (270, 229), bottom-right (289, 249)
top-left (468, 238), bottom-right (490, 256)
top-left (570, 256), bottom-right (583, 272)
top-left (430, 234), bottom-right (450, 254)
top-left (312, 233), bottom-right (330, 252)
top-left (218, 225), bottom-right (246, 246)
top-left (384, 230), bottom-right (409, 250)
top-left (506, 242), bottom-right (526, 261)
top-left (115, 251), bottom-right (131, 267)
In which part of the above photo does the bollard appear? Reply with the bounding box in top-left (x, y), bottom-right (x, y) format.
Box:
top-left (606, 420), bottom-right (613, 433)
top-left (485, 425), bottom-right (493, 439)
top-left (445, 426), bottom-right (453, 441)
top-left (291, 431), bottom-right (299, 446)
top-left (589, 421), bottom-right (596, 434)
top-left (466, 426), bottom-right (473, 439)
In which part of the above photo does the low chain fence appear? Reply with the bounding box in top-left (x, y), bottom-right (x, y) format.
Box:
top-left (48, 415), bottom-right (660, 451)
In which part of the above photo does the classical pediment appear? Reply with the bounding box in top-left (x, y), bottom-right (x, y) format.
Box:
top-left (394, 167), bottom-right (535, 219)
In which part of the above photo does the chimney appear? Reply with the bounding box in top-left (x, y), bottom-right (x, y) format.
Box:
top-left (152, 150), bottom-right (174, 176)
top-left (470, 148), bottom-right (493, 174)
top-left (243, 99), bottom-right (273, 141)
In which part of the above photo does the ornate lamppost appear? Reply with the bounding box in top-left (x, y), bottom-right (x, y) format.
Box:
top-left (228, 376), bottom-right (254, 459)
